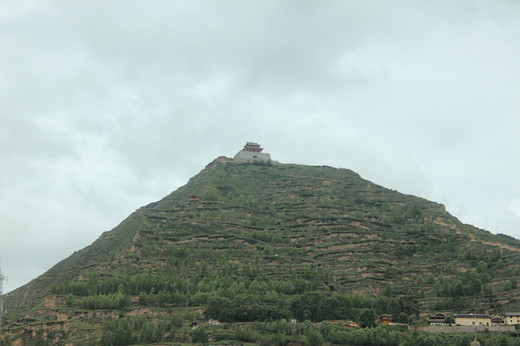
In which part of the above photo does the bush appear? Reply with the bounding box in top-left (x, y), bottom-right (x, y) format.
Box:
top-left (234, 325), bottom-right (257, 342)
top-left (304, 327), bottom-right (323, 346)
top-left (191, 327), bottom-right (208, 343)
top-left (100, 319), bottom-right (135, 346)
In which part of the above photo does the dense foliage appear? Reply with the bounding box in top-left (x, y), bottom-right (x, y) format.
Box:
top-left (7, 319), bottom-right (520, 346)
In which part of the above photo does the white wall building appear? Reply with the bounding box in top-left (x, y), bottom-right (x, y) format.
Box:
top-left (504, 313), bottom-right (520, 325)
top-left (234, 142), bottom-right (271, 162)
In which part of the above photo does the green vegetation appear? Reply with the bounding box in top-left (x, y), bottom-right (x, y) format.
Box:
top-left (9, 319), bottom-right (520, 346)
top-left (5, 158), bottom-right (520, 344)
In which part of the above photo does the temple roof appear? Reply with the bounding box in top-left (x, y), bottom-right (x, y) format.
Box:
top-left (242, 142), bottom-right (263, 152)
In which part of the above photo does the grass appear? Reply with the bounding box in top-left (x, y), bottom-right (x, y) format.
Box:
top-left (73, 320), bottom-right (101, 330)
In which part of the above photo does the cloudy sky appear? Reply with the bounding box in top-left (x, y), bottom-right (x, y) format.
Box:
top-left (1, 0), bottom-right (520, 292)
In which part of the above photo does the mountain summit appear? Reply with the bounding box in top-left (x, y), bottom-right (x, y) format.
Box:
top-left (3, 157), bottom-right (520, 344)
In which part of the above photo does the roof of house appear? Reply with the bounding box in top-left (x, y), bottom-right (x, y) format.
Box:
top-left (430, 313), bottom-right (446, 318)
top-left (377, 314), bottom-right (392, 321)
top-left (504, 313), bottom-right (520, 317)
top-left (454, 314), bottom-right (490, 319)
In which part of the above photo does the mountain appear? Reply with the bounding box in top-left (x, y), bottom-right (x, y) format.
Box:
top-left (3, 157), bottom-right (520, 345)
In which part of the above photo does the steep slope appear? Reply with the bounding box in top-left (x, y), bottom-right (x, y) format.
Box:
top-left (3, 157), bottom-right (520, 344)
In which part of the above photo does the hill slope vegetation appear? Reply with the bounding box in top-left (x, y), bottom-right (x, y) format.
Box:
top-left (4, 157), bottom-right (520, 344)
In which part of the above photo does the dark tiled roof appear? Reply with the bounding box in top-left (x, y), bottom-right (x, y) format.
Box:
top-left (245, 142), bottom-right (261, 147)
top-left (455, 314), bottom-right (490, 319)
top-left (430, 313), bottom-right (446, 318)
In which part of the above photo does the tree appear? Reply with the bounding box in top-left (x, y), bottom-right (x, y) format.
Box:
top-left (445, 315), bottom-right (455, 326)
top-left (304, 327), bottom-right (324, 346)
top-left (381, 285), bottom-right (392, 297)
top-left (477, 260), bottom-right (488, 273)
top-left (462, 277), bottom-right (482, 296)
top-left (359, 309), bottom-right (376, 328)
top-left (101, 319), bottom-right (135, 346)
top-left (202, 185), bottom-right (221, 201)
top-left (290, 291), bottom-right (331, 322)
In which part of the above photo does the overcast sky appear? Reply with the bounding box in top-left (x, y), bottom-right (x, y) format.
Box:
top-left (1, 0), bottom-right (520, 292)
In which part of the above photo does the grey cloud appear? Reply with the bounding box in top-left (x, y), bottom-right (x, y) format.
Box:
top-left (1, 0), bottom-right (520, 292)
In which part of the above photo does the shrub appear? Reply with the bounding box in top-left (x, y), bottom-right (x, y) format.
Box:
top-left (191, 327), bottom-right (208, 343)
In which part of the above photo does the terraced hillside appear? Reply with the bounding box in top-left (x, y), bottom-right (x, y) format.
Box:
top-left (3, 157), bottom-right (520, 345)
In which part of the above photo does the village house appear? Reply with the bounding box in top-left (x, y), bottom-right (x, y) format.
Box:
top-left (428, 313), bottom-right (447, 326)
top-left (491, 315), bottom-right (505, 325)
top-left (454, 313), bottom-right (491, 326)
top-left (233, 142), bottom-right (272, 163)
top-left (376, 314), bottom-right (392, 326)
top-left (504, 312), bottom-right (520, 325)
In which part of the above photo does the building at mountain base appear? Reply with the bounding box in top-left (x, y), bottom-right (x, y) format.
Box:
top-left (504, 312), bottom-right (520, 324)
top-left (454, 314), bottom-right (491, 326)
top-left (234, 142), bottom-right (271, 163)
top-left (428, 313), bottom-right (447, 326)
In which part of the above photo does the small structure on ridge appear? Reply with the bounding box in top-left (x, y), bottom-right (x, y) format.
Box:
top-left (188, 195), bottom-right (201, 202)
top-left (234, 142), bottom-right (272, 163)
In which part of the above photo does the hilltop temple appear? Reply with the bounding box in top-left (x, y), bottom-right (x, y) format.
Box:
top-left (234, 142), bottom-right (272, 163)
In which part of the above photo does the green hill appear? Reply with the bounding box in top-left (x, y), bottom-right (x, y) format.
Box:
top-left (3, 157), bottom-right (520, 345)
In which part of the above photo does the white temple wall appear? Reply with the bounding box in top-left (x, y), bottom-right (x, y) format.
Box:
top-left (233, 151), bottom-right (271, 162)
